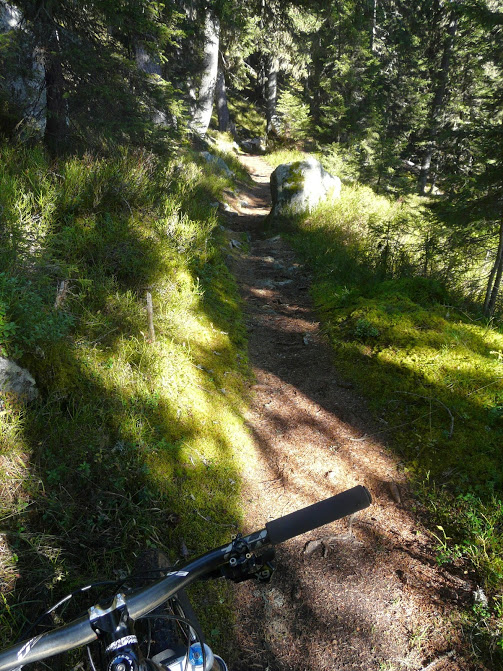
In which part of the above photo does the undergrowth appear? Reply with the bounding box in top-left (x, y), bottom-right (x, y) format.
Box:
top-left (269, 181), bottom-right (503, 663)
top-left (204, 131), bottom-right (253, 184)
top-left (226, 95), bottom-right (267, 139)
top-left (0, 142), bottom-right (254, 661)
top-left (265, 148), bottom-right (307, 169)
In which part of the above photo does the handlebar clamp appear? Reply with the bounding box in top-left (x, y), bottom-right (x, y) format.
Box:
top-left (89, 595), bottom-right (142, 671)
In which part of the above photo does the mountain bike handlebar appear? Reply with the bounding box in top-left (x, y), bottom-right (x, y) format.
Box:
top-left (265, 485), bottom-right (371, 544)
top-left (0, 485), bottom-right (371, 671)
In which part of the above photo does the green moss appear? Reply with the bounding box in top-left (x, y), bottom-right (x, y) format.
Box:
top-left (282, 161), bottom-right (305, 195)
top-left (272, 176), bottom-right (503, 650)
top-left (0, 144), bottom-right (253, 659)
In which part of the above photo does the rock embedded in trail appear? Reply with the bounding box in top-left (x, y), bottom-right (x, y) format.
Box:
top-left (239, 137), bottom-right (266, 154)
top-left (270, 156), bottom-right (341, 217)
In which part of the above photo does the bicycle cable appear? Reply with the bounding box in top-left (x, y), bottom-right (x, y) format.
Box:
top-left (136, 613), bottom-right (205, 671)
top-left (17, 580), bottom-right (121, 643)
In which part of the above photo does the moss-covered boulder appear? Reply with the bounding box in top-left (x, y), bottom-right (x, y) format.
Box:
top-left (270, 157), bottom-right (341, 217)
top-left (0, 357), bottom-right (38, 401)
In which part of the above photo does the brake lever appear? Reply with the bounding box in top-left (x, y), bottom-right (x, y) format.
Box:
top-left (222, 534), bottom-right (276, 584)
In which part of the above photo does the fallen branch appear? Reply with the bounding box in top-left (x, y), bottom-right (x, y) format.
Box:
top-left (394, 391), bottom-right (454, 438)
top-left (195, 509), bottom-right (237, 529)
top-left (348, 409), bottom-right (436, 441)
top-left (54, 279), bottom-right (70, 309)
top-left (466, 376), bottom-right (503, 396)
top-left (146, 291), bottom-right (155, 343)
top-left (89, 327), bottom-right (118, 346)
top-left (418, 650), bottom-right (455, 671)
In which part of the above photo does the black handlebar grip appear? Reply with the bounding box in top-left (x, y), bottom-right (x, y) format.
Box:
top-left (265, 485), bottom-right (372, 545)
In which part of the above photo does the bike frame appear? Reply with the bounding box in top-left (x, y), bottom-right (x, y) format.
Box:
top-left (0, 529), bottom-right (269, 671)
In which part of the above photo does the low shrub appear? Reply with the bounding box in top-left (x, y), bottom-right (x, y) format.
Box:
top-left (0, 143), bottom-right (253, 658)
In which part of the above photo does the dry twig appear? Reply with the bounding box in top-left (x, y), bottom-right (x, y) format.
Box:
top-left (394, 391), bottom-right (454, 438)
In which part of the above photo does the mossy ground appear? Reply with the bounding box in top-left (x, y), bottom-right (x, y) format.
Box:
top-left (267, 180), bottom-right (503, 659)
top-left (0, 143), bottom-right (255, 661)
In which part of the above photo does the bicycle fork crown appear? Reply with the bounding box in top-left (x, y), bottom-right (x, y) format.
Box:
top-left (154, 642), bottom-right (227, 671)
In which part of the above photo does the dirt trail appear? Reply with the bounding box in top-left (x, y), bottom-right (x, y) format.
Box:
top-left (222, 155), bottom-right (481, 671)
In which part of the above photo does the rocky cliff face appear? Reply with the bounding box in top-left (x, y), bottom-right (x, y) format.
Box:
top-left (0, 3), bottom-right (46, 135)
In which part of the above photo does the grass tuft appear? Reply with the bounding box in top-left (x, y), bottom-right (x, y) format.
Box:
top-left (270, 178), bottom-right (503, 661)
top-left (0, 143), bottom-right (254, 658)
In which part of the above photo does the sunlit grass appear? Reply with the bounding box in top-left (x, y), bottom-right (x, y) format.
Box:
top-left (270, 178), bottom-right (503, 660)
top-left (265, 148), bottom-right (307, 168)
top-left (226, 96), bottom-right (267, 138)
top-left (0, 143), bottom-right (253, 658)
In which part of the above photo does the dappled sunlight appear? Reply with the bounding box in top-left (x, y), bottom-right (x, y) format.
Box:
top-left (0, 145), bottom-right (257, 655)
top-left (245, 364), bottom-right (402, 500)
top-left (0, 450), bottom-right (32, 521)
top-left (240, 353), bottom-right (470, 668)
top-left (243, 520), bottom-right (469, 670)
top-left (226, 152), bottom-right (490, 669)
top-left (0, 532), bottom-right (18, 597)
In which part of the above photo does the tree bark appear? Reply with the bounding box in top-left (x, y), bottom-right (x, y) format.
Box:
top-left (216, 65), bottom-right (230, 132)
top-left (191, 9), bottom-right (220, 136)
top-left (135, 43), bottom-right (162, 76)
top-left (484, 217), bottom-right (503, 317)
top-left (370, 0), bottom-right (378, 54)
top-left (266, 54), bottom-right (279, 135)
top-left (43, 30), bottom-right (67, 154)
top-left (135, 40), bottom-right (171, 126)
top-left (309, 30), bottom-right (323, 126)
top-left (418, 12), bottom-right (458, 195)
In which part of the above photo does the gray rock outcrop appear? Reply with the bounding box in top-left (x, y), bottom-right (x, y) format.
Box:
top-left (240, 137), bottom-right (266, 154)
top-left (0, 357), bottom-right (38, 401)
top-left (270, 157), bottom-right (341, 217)
top-left (200, 151), bottom-right (233, 178)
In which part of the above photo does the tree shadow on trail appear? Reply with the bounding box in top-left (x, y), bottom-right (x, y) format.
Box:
top-left (226, 172), bottom-right (488, 670)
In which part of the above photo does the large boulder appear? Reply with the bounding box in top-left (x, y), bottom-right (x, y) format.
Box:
top-left (270, 157), bottom-right (341, 217)
top-left (240, 137), bottom-right (266, 155)
top-left (0, 357), bottom-right (38, 401)
top-left (200, 151), bottom-right (234, 178)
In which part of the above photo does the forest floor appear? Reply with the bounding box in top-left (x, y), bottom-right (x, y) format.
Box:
top-left (220, 154), bottom-right (488, 671)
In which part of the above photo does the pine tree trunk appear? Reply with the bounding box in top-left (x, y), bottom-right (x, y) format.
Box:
top-left (191, 9), bottom-right (220, 136)
top-left (135, 41), bottom-right (170, 126)
top-left (43, 31), bottom-right (67, 154)
top-left (418, 146), bottom-right (433, 196)
top-left (418, 12), bottom-right (458, 195)
top-left (216, 65), bottom-right (230, 132)
top-left (135, 43), bottom-right (162, 76)
top-left (370, 0), bottom-right (378, 53)
top-left (484, 217), bottom-right (503, 317)
top-left (310, 30), bottom-right (324, 126)
top-left (257, 55), bottom-right (267, 101)
top-left (266, 55), bottom-right (279, 135)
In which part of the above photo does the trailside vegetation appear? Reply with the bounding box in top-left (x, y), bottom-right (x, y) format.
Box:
top-left (0, 142), bottom-right (254, 658)
top-left (1, 0), bottom-right (503, 665)
top-left (265, 147), bottom-right (503, 661)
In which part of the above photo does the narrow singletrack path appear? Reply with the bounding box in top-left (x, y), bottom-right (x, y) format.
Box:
top-left (223, 155), bottom-right (481, 671)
